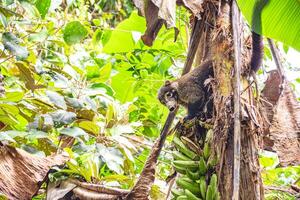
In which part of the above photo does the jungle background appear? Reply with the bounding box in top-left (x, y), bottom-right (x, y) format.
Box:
top-left (0, 0), bottom-right (299, 199)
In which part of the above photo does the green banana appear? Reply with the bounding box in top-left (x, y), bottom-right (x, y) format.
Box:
top-left (203, 143), bottom-right (210, 161)
top-left (185, 189), bottom-right (202, 200)
top-left (176, 195), bottom-right (188, 200)
top-left (209, 174), bottom-right (218, 199)
top-left (206, 185), bottom-right (213, 200)
top-left (215, 192), bottom-right (221, 200)
top-left (199, 178), bottom-right (207, 199)
top-left (176, 177), bottom-right (201, 196)
top-left (186, 169), bottom-right (201, 180)
top-left (178, 176), bottom-right (195, 184)
top-left (199, 157), bottom-right (207, 175)
top-left (173, 164), bottom-right (187, 174)
top-left (173, 136), bottom-right (198, 160)
top-left (173, 160), bottom-right (200, 171)
top-left (171, 188), bottom-right (185, 197)
top-left (207, 154), bottom-right (218, 169)
top-left (172, 151), bottom-right (191, 161)
top-left (205, 129), bottom-right (213, 143)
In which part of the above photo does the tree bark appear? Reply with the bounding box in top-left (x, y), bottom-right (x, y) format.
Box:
top-left (195, 1), bottom-right (264, 199)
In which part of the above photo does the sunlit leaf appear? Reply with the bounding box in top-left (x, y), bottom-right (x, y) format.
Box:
top-left (28, 28), bottom-right (48, 42)
top-left (35, 0), bottom-right (51, 19)
top-left (2, 32), bottom-right (28, 60)
top-left (78, 121), bottom-right (99, 135)
top-left (103, 12), bottom-right (146, 53)
top-left (46, 91), bottom-right (67, 110)
top-left (0, 91), bottom-right (24, 102)
top-left (50, 110), bottom-right (76, 125)
top-left (237, 0), bottom-right (300, 51)
top-left (63, 21), bottom-right (88, 45)
top-left (60, 127), bottom-right (88, 138)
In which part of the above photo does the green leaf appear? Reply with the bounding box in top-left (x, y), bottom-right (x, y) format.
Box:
top-left (98, 62), bottom-right (112, 82)
top-left (0, 5), bottom-right (22, 18)
top-left (0, 91), bottom-right (24, 102)
top-left (237, 0), bottom-right (300, 51)
top-left (60, 127), bottom-right (88, 138)
top-left (15, 62), bottom-right (37, 91)
top-left (35, 0), bottom-right (51, 19)
top-left (111, 70), bottom-right (135, 103)
top-left (0, 13), bottom-right (7, 27)
top-left (50, 110), bottom-right (76, 125)
top-left (26, 130), bottom-right (48, 140)
top-left (78, 120), bottom-right (99, 135)
top-left (2, 32), bottom-right (29, 60)
top-left (91, 83), bottom-right (114, 97)
top-left (28, 28), bottom-right (48, 42)
top-left (103, 11), bottom-right (146, 53)
top-left (46, 91), bottom-right (67, 110)
top-left (21, 1), bottom-right (40, 18)
top-left (63, 21), bottom-right (88, 45)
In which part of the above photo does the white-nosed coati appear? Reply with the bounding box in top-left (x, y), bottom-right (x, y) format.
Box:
top-left (158, 32), bottom-right (263, 119)
top-left (158, 60), bottom-right (213, 119)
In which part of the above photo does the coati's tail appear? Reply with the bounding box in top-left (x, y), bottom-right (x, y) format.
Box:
top-left (250, 31), bottom-right (264, 73)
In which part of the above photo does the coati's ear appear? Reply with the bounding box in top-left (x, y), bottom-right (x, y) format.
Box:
top-left (164, 80), bottom-right (171, 86)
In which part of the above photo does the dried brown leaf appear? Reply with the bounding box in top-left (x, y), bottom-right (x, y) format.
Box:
top-left (0, 145), bottom-right (67, 200)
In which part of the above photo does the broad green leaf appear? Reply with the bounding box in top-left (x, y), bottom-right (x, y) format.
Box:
top-left (92, 29), bottom-right (103, 45)
top-left (97, 144), bottom-right (124, 174)
top-left (98, 62), bottom-right (112, 82)
top-left (91, 83), bottom-right (114, 97)
top-left (0, 13), bottom-right (7, 27)
top-left (26, 130), bottom-right (48, 140)
top-left (2, 32), bottom-right (29, 60)
top-left (15, 62), bottom-right (36, 91)
top-left (63, 21), bottom-right (88, 45)
top-left (60, 127), bottom-right (88, 138)
top-left (237, 0), bottom-right (300, 51)
top-left (20, 1), bottom-right (40, 18)
top-left (35, 0), bottom-right (51, 19)
top-left (0, 91), bottom-right (24, 102)
top-left (0, 5), bottom-right (21, 17)
top-left (28, 28), bottom-right (48, 42)
top-left (111, 70), bottom-right (135, 103)
top-left (0, 192), bottom-right (8, 200)
top-left (65, 97), bottom-right (83, 109)
top-left (0, 104), bottom-right (19, 115)
top-left (259, 151), bottom-right (279, 170)
top-left (0, 131), bottom-right (16, 142)
top-left (50, 110), bottom-right (76, 125)
top-left (103, 11), bottom-right (146, 53)
top-left (28, 114), bottom-right (54, 131)
top-left (78, 121), bottom-right (100, 135)
top-left (46, 91), bottom-right (67, 110)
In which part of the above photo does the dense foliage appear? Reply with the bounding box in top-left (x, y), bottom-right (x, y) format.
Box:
top-left (0, 0), bottom-right (299, 199)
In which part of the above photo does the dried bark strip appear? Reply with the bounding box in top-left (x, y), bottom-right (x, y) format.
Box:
top-left (0, 144), bottom-right (67, 200)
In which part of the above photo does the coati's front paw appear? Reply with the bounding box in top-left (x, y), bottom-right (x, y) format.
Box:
top-left (183, 115), bottom-right (196, 122)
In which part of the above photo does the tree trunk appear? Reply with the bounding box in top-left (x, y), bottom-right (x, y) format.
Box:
top-left (196, 1), bottom-right (264, 199)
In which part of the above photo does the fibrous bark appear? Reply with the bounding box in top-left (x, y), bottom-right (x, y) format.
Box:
top-left (0, 144), bottom-right (67, 200)
top-left (262, 70), bottom-right (300, 166)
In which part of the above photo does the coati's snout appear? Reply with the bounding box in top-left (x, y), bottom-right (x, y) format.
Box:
top-left (157, 80), bottom-right (178, 112)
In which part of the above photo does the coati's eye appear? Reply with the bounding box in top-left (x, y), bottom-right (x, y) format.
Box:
top-left (166, 92), bottom-right (172, 98)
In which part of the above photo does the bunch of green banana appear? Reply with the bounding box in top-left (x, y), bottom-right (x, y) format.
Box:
top-left (171, 132), bottom-right (220, 200)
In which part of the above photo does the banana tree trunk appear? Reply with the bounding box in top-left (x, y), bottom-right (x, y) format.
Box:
top-left (196, 1), bottom-right (264, 199)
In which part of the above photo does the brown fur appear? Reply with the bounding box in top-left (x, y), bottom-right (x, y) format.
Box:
top-left (158, 60), bottom-right (213, 118)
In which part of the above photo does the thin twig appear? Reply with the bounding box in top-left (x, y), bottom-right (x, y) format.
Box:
top-left (265, 185), bottom-right (297, 195)
top-left (231, 1), bottom-right (242, 200)
top-left (267, 39), bottom-right (286, 78)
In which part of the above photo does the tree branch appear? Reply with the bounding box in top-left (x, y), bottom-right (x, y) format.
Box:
top-left (231, 1), bottom-right (242, 199)
top-left (267, 39), bottom-right (286, 78)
